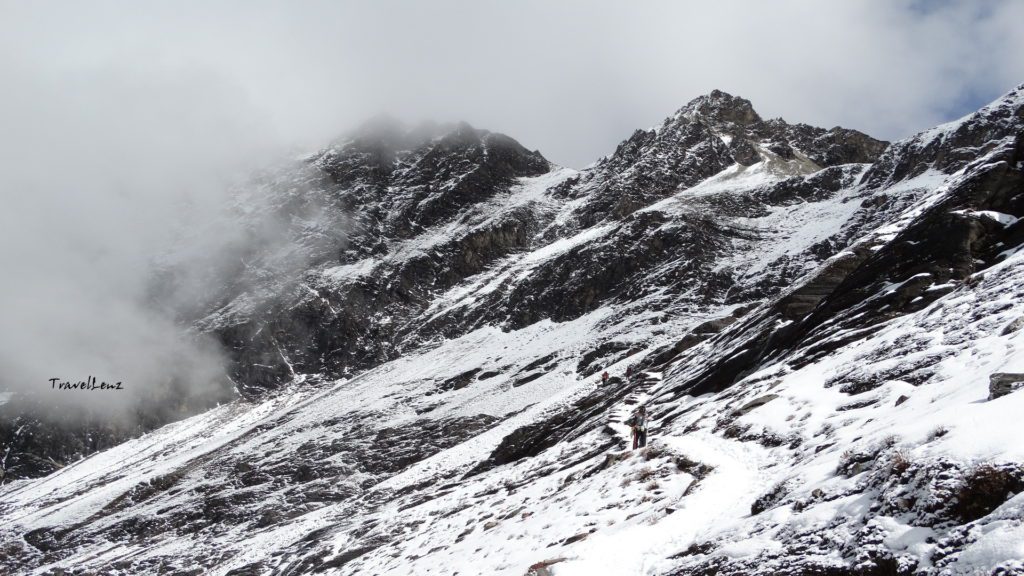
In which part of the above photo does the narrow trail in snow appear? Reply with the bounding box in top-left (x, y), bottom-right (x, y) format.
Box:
top-left (608, 371), bottom-right (661, 448)
top-left (552, 369), bottom-right (776, 575)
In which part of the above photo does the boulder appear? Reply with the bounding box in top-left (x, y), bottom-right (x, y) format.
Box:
top-left (526, 558), bottom-right (567, 576)
top-left (732, 394), bottom-right (780, 417)
top-left (1001, 316), bottom-right (1024, 335)
top-left (729, 137), bottom-right (761, 166)
top-left (989, 373), bottom-right (1024, 400)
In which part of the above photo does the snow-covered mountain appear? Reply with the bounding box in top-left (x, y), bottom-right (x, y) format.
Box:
top-left (2, 86), bottom-right (1023, 575)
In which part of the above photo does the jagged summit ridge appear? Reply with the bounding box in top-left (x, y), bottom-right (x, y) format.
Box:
top-left (864, 82), bottom-right (1024, 188)
top-left (549, 89), bottom-right (888, 234)
top-left (665, 88), bottom-right (890, 168)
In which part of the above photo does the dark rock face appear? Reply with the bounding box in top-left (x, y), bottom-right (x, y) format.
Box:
top-left (989, 373), bottom-right (1024, 400)
top-left (680, 90), bottom-right (888, 168)
top-left (370, 415), bottom-right (500, 474)
top-left (376, 127), bottom-right (549, 238)
top-left (684, 90), bottom-right (762, 127)
top-left (467, 380), bottom-right (630, 476)
top-left (203, 124), bottom-right (552, 395)
top-left (0, 381), bottom-right (235, 481)
top-left (568, 120), bottom-right (735, 227)
top-left (729, 137), bottom-right (761, 166)
top-left (552, 90), bottom-right (887, 233)
top-left (0, 410), bottom-right (136, 481)
top-left (184, 91), bottom-right (889, 411)
top-left (665, 88), bottom-right (1024, 398)
top-left (0, 405), bottom-right (501, 574)
top-left (771, 136), bottom-right (1022, 357)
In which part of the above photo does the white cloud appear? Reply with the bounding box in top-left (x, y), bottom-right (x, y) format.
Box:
top-left (3, 1), bottom-right (1021, 166)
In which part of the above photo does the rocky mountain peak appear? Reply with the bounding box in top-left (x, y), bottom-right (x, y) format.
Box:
top-left (315, 118), bottom-right (547, 191)
top-left (561, 90), bottom-right (888, 232)
top-left (413, 121), bottom-right (549, 177)
top-left (653, 90), bottom-right (890, 169)
top-left (678, 89), bottom-right (763, 129)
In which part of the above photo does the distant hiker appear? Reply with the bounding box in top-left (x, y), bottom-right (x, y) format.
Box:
top-left (626, 409), bottom-right (638, 448)
top-left (601, 371), bottom-right (609, 384)
top-left (626, 366), bottom-right (633, 378)
top-left (628, 406), bottom-right (649, 449)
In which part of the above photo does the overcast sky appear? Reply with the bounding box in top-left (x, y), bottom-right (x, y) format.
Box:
top-left (1, 0), bottom-right (1022, 413)
top-left (2, 0), bottom-right (1021, 167)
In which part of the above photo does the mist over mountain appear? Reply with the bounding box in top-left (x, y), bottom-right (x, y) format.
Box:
top-left (1, 81), bottom-right (1023, 575)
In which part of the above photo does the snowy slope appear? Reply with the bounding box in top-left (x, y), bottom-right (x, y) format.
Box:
top-left (2, 86), bottom-right (1023, 576)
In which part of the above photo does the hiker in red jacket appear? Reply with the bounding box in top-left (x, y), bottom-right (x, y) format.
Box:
top-left (601, 370), bottom-right (609, 384)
